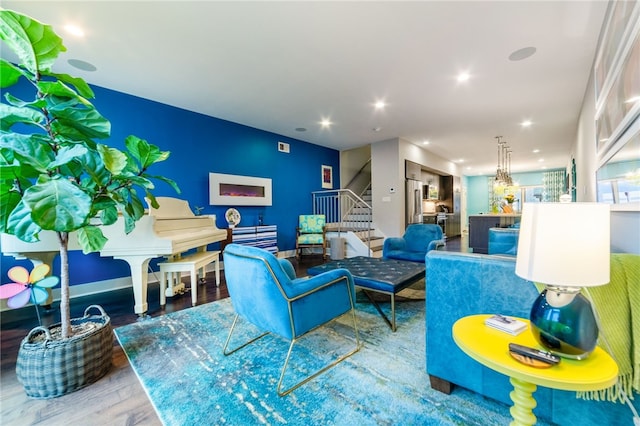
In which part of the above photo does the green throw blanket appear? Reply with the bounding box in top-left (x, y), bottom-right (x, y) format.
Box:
top-left (534, 254), bottom-right (640, 402)
top-left (580, 253), bottom-right (640, 403)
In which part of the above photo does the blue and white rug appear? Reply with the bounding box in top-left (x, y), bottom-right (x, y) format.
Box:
top-left (115, 296), bottom-right (546, 425)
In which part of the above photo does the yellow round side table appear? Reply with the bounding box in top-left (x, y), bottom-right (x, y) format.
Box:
top-left (452, 314), bottom-right (618, 426)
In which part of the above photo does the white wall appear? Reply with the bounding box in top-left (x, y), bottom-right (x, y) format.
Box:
top-left (371, 138), bottom-right (403, 237)
top-left (371, 137), bottom-right (460, 238)
top-left (572, 71), bottom-right (598, 202)
top-left (398, 138), bottom-right (460, 178)
top-left (340, 145), bottom-right (370, 188)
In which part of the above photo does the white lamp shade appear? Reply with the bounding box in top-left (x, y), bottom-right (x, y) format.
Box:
top-left (515, 202), bottom-right (610, 287)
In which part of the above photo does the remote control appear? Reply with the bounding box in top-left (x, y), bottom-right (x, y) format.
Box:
top-left (508, 343), bottom-right (561, 365)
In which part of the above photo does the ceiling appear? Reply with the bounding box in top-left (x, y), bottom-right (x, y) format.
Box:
top-left (1, 1), bottom-right (610, 176)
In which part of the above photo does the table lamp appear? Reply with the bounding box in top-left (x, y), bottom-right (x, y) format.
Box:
top-left (515, 202), bottom-right (610, 360)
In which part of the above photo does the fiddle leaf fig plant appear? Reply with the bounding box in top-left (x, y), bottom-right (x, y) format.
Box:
top-left (0, 10), bottom-right (179, 338)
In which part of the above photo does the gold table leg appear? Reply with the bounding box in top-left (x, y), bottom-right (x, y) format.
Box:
top-left (509, 377), bottom-right (537, 426)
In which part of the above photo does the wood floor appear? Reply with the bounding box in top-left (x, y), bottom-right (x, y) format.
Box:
top-left (0, 255), bottom-right (325, 426)
top-left (0, 237), bottom-right (463, 425)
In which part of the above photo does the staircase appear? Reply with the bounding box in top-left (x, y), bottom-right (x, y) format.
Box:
top-left (352, 188), bottom-right (384, 257)
top-left (311, 158), bottom-right (385, 258)
top-left (312, 187), bottom-right (385, 258)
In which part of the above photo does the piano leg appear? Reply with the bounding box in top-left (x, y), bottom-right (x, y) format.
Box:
top-left (114, 255), bottom-right (152, 318)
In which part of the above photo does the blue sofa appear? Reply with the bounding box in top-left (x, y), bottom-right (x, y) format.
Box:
top-left (425, 250), bottom-right (640, 425)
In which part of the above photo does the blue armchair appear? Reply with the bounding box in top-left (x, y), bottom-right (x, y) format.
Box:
top-left (222, 244), bottom-right (361, 396)
top-left (383, 224), bottom-right (445, 263)
top-left (487, 227), bottom-right (519, 255)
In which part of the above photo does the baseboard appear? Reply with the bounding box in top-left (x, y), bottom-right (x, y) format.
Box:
top-left (278, 249), bottom-right (295, 258)
top-left (0, 262), bottom-right (223, 312)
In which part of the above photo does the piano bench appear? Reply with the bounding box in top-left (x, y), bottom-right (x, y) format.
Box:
top-left (158, 250), bottom-right (220, 307)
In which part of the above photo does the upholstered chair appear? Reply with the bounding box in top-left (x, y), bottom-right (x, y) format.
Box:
top-left (222, 243), bottom-right (361, 396)
top-left (296, 214), bottom-right (327, 259)
top-left (487, 227), bottom-right (520, 256)
top-left (383, 223), bottom-right (445, 263)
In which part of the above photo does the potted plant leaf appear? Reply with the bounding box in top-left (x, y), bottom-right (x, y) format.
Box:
top-left (0, 10), bottom-right (179, 398)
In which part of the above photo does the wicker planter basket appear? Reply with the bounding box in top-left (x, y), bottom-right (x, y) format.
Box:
top-left (16, 304), bottom-right (113, 399)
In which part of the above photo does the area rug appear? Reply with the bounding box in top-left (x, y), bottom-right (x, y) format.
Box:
top-left (115, 296), bottom-right (548, 426)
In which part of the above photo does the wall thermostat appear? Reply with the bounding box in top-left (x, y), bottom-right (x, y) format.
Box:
top-left (278, 142), bottom-right (290, 153)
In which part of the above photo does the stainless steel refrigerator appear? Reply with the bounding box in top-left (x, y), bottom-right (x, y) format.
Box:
top-left (406, 179), bottom-right (423, 226)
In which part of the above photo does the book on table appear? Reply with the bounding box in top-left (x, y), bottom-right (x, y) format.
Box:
top-left (484, 315), bottom-right (527, 335)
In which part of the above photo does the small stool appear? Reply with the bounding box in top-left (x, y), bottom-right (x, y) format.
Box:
top-left (158, 250), bottom-right (220, 307)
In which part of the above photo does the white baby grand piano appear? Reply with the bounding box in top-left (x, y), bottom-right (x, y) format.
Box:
top-left (1, 197), bottom-right (227, 316)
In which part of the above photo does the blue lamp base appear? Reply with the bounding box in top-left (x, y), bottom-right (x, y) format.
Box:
top-left (530, 287), bottom-right (599, 360)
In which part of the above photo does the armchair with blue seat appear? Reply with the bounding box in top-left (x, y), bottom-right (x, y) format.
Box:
top-left (222, 243), bottom-right (361, 396)
top-left (383, 223), bottom-right (445, 263)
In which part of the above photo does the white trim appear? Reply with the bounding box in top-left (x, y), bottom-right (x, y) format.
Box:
top-left (0, 263), bottom-right (223, 312)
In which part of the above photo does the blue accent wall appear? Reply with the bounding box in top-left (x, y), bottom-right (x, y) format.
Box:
top-left (1, 84), bottom-right (340, 287)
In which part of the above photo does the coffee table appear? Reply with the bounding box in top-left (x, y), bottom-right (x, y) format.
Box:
top-left (307, 256), bottom-right (425, 331)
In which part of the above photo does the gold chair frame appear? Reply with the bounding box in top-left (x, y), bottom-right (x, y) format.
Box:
top-left (222, 254), bottom-right (361, 396)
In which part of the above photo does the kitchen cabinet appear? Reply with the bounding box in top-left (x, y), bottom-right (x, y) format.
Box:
top-left (445, 213), bottom-right (461, 238)
top-left (423, 214), bottom-right (437, 224)
top-left (423, 213), bottom-right (460, 238)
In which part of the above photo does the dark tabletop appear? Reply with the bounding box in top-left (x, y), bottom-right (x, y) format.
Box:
top-left (307, 256), bottom-right (425, 294)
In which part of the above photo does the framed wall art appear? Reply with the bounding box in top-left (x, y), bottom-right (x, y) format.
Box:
top-left (321, 165), bottom-right (333, 189)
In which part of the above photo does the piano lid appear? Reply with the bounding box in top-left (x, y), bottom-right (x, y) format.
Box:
top-left (2, 197), bottom-right (226, 256)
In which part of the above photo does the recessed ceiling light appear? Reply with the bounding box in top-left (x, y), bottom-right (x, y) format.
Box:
top-left (373, 127), bottom-right (382, 132)
top-left (64, 24), bottom-right (85, 37)
top-left (538, 158), bottom-right (545, 162)
top-left (320, 119), bottom-right (332, 128)
top-left (457, 72), bottom-right (470, 83)
top-left (521, 120), bottom-right (532, 127)
top-left (466, 166), bottom-right (472, 170)
top-left (509, 46), bottom-right (537, 61)
top-left (374, 101), bottom-right (386, 110)
top-left (456, 159), bottom-right (465, 163)
top-left (422, 140), bottom-right (430, 145)
top-left (532, 149), bottom-right (540, 153)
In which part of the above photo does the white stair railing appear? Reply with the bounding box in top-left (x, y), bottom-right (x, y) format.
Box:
top-left (312, 189), bottom-right (373, 254)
